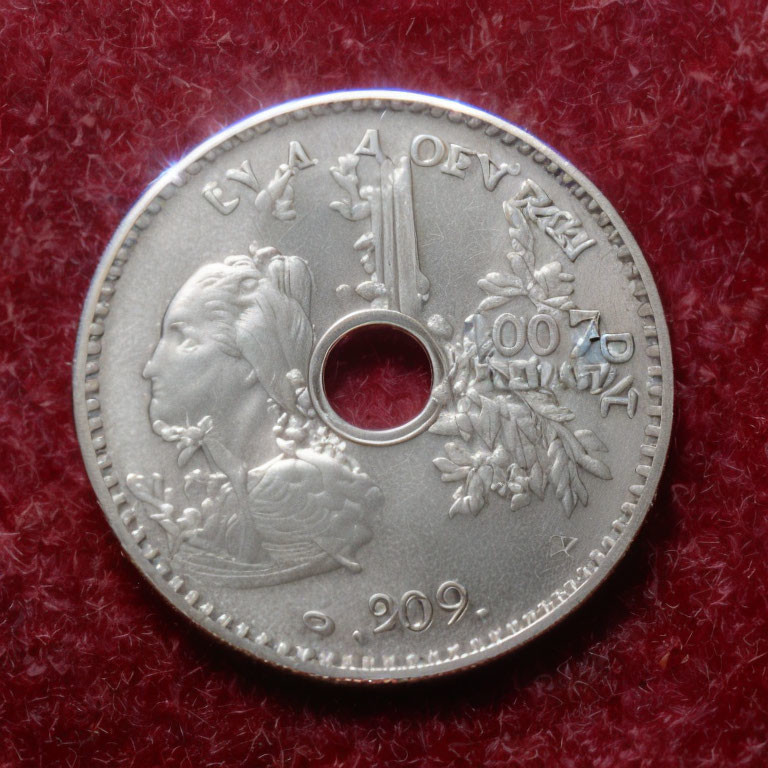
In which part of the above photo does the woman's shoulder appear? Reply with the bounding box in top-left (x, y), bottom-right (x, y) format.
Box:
top-left (246, 448), bottom-right (382, 509)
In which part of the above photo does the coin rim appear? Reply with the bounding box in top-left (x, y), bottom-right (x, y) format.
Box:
top-left (72, 89), bottom-right (674, 683)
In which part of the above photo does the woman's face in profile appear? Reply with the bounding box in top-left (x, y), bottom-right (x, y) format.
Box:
top-left (143, 279), bottom-right (253, 428)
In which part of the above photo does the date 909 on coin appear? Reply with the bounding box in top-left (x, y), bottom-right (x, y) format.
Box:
top-left (73, 91), bottom-right (672, 683)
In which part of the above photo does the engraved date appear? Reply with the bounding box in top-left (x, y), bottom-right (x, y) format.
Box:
top-left (369, 581), bottom-right (469, 634)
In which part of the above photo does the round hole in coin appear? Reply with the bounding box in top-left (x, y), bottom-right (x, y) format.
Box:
top-left (322, 324), bottom-right (433, 430)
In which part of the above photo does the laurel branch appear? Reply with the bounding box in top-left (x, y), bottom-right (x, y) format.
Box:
top-left (430, 187), bottom-right (611, 518)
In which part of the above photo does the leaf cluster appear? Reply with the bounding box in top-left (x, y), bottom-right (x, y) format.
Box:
top-left (430, 187), bottom-right (611, 519)
top-left (477, 201), bottom-right (575, 315)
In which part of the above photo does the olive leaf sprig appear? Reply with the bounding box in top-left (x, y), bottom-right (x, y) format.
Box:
top-left (430, 188), bottom-right (611, 519)
top-left (477, 198), bottom-right (576, 316)
top-left (125, 472), bottom-right (203, 556)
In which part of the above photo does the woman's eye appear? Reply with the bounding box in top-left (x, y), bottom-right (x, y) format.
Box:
top-left (168, 324), bottom-right (198, 350)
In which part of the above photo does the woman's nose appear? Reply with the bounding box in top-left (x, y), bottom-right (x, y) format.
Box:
top-left (143, 350), bottom-right (159, 379)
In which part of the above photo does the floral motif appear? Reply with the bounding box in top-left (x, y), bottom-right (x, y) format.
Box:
top-left (126, 472), bottom-right (204, 556)
top-left (151, 416), bottom-right (213, 468)
top-left (476, 197), bottom-right (576, 315)
top-left (431, 184), bottom-right (612, 518)
top-left (127, 369), bottom-right (364, 558)
top-left (329, 153), bottom-right (386, 304)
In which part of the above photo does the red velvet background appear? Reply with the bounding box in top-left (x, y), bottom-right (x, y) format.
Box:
top-left (2, 1), bottom-right (767, 766)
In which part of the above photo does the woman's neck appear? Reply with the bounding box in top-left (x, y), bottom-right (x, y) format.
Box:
top-left (201, 387), bottom-right (274, 473)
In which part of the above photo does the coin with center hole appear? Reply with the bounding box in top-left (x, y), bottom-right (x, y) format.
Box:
top-left (73, 91), bottom-right (673, 682)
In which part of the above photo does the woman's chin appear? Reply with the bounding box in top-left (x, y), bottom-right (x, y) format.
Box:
top-left (148, 401), bottom-right (187, 431)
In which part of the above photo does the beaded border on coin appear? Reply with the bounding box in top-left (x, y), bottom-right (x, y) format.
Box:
top-left (73, 91), bottom-right (672, 682)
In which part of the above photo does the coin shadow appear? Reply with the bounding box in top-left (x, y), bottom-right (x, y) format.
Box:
top-left (190, 454), bottom-right (680, 719)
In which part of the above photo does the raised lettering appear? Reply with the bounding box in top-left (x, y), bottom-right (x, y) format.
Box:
top-left (477, 152), bottom-right (520, 190)
top-left (435, 581), bottom-right (469, 625)
top-left (600, 332), bottom-right (634, 364)
top-left (527, 314), bottom-right (559, 356)
top-left (225, 159), bottom-right (260, 191)
top-left (509, 356), bottom-right (540, 390)
top-left (369, 582), bottom-right (469, 634)
top-left (514, 179), bottom-right (597, 261)
top-left (410, 134), bottom-right (446, 166)
top-left (440, 143), bottom-right (474, 179)
top-left (202, 182), bottom-right (239, 215)
top-left (302, 610), bottom-right (335, 637)
top-left (354, 128), bottom-right (385, 163)
top-left (399, 590), bottom-right (433, 632)
top-left (600, 375), bottom-right (639, 418)
top-left (287, 140), bottom-right (318, 169)
top-left (493, 313), bottom-right (525, 356)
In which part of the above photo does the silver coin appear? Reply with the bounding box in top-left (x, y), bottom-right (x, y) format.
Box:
top-left (73, 91), bottom-right (673, 682)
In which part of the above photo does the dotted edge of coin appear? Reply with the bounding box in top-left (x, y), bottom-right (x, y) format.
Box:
top-left (80, 97), bottom-right (667, 675)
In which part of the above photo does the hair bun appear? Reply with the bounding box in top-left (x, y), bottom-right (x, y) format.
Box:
top-left (266, 255), bottom-right (311, 316)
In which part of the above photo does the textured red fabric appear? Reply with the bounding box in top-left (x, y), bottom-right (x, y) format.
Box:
top-left (2, 1), bottom-right (767, 766)
top-left (324, 325), bottom-right (433, 429)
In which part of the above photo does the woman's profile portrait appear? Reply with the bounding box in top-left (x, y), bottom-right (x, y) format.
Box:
top-left (128, 245), bottom-right (382, 588)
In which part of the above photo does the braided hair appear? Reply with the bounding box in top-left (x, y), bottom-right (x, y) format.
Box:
top-left (186, 246), bottom-right (313, 412)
